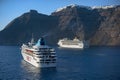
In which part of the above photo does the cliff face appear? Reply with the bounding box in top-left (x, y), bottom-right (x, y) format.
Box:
top-left (51, 5), bottom-right (102, 42)
top-left (0, 10), bottom-right (58, 45)
top-left (0, 5), bottom-right (120, 46)
top-left (90, 6), bottom-right (120, 46)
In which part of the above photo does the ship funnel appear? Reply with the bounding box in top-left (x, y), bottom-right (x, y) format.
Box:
top-left (40, 37), bottom-right (45, 45)
top-left (35, 37), bottom-right (45, 46)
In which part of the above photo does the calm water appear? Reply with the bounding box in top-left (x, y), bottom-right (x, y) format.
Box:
top-left (0, 46), bottom-right (120, 80)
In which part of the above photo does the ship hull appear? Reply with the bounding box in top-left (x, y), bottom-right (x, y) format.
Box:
top-left (21, 52), bottom-right (56, 68)
top-left (58, 44), bottom-right (84, 49)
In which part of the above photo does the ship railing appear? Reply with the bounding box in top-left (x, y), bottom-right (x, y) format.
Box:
top-left (35, 52), bottom-right (56, 55)
top-left (22, 44), bottom-right (34, 49)
top-left (40, 59), bottom-right (56, 62)
top-left (34, 49), bottom-right (55, 53)
top-left (38, 48), bottom-right (55, 52)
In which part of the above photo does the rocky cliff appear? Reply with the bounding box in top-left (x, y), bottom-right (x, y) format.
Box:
top-left (0, 5), bottom-right (120, 46)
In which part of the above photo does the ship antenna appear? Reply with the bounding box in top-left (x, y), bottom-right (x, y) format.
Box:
top-left (31, 33), bottom-right (34, 44)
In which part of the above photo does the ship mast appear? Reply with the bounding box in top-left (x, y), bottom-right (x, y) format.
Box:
top-left (29, 33), bottom-right (34, 46)
top-left (31, 33), bottom-right (34, 43)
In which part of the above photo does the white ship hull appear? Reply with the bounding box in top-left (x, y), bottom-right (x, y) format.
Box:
top-left (21, 52), bottom-right (56, 68)
top-left (58, 44), bottom-right (84, 49)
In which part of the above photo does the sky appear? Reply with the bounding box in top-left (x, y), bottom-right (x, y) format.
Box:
top-left (0, 0), bottom-right (120, 30)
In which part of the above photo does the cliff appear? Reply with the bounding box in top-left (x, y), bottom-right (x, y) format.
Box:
top-left (0, 5), bottom-right (120, 46)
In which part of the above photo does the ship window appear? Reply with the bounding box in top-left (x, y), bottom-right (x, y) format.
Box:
top-left (46, 59), bottom-right (51, 61)
top-left (45, 62), bottom-right (50, 64)
top-left (37, 56), bottom-right (44, 58)
top-left (40, 62), bottom-right (44, 63)
top-left (40, 60), bottom-right (44, 61)
top-left (52, 59), bottom-right (56, 61)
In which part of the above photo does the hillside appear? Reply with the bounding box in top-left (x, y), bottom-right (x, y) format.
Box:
top-left (0, 5), bottom-right (120, 46)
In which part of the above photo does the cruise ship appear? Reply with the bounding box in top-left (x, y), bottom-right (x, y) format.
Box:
top-left (21, 37), bottom-right (57, 68)
top-left (58, 37), bottom-right (88, 49)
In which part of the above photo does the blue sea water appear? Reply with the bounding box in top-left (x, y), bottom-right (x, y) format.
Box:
top-left (0, 46), bottom-right (120, 80)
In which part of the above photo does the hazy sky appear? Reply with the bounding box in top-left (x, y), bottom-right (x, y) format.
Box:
top-left (0, 0), bottom-right (120, 30)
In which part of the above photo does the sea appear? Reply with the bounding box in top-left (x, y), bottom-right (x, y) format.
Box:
top-left (0, 46), bottom-right (120, 80)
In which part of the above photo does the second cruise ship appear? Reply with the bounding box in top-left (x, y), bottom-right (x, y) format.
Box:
top-left (58, 37), bottom-right (88, 49)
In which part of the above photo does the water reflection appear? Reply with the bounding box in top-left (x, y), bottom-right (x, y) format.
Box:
top-left (20, 60), bottom-right (57, 80)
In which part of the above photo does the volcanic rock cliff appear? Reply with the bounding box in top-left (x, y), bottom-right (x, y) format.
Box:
top-left (0, 10), bottom-right (58, 45)
top-left (0, 5), bottom-right (120, 46)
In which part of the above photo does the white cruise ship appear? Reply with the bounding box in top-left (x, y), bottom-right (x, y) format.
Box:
top-left (58, 37), bottom-right (88, 49)
top-left (21, 37), bottom-right (57, 68)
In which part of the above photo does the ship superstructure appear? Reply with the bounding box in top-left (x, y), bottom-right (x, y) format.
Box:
top-left (21, 37), bottom-right (56, 68)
